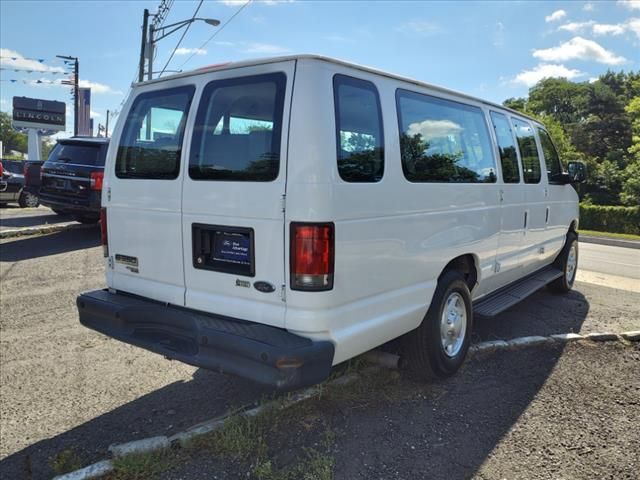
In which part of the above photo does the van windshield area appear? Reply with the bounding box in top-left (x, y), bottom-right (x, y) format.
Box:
top-left (189, 73), bottom-right (286, 182)
top-left (116, 86), bottom-right (195, 179)
top-left (48, 143), bottom-right (103, 166)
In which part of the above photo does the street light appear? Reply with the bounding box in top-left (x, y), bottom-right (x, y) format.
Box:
top-left (139, 9), bottom-right (220, 82)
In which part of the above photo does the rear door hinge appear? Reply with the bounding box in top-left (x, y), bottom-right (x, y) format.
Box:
top-left (280, 194), bottom-right (286, 214)
top-left (107, 256), bottom-right (114, 269)
top-left (107, 186), bottom-right (111, 202)
top-left (280, 284), bottom-right (286, 302)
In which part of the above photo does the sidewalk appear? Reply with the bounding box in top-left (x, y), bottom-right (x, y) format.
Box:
top-left (0, 206), bottom-right (94, 238)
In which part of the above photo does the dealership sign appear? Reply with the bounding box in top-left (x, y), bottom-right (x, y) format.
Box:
top-left (12, 97), bottom-right (66, 131)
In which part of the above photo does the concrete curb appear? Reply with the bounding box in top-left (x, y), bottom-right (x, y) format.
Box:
top-left (0, 222), bottom-right (96, 239)
top-left (53, 332), bottom-right (639, 480)
top-left (469, 329), bottom-right (639, 357)
top-left (579, 235), bottom-right (640, 250)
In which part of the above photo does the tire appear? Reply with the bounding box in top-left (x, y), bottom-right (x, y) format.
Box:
top-left (74, 215), bottom-right (100, 224)
top-left (548, 231), bottom-right (578, 294)
top-left (402, 270), bottom-right (473, 380)
top-left (18, 191), bottom-right (39, 208)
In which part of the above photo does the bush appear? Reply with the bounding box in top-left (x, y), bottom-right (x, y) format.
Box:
top-left (580, 204), bottom-right (640, 234)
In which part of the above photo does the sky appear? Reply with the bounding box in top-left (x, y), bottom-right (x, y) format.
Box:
top-left (1, 0), bottom-right (639, 139)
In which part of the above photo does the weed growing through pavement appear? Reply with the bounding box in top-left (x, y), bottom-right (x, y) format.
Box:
top-left (50, 448), bottom-right (83, 475)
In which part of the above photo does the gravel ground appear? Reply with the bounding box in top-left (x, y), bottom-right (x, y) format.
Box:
top-left (0, 228), bottom-right (639, 479)
top-left (163, 342), bottom-right (640, 480)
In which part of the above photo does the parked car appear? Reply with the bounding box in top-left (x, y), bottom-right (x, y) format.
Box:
top-left (39, 137), bottom-right (109, 223)
top-left (77, 55), bottom-right (587, 390)
top-left (0, 159), bottom-right (40, 208)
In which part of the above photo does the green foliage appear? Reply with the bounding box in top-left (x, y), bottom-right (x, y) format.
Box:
top-left (49, 448), bottom-right (83, 475)
top-left (579, 204), bottom-right (640, 235)
top-left (0, 111), bottom-right (28, 155)
top-left (504, 70), bottom-right (639, 206)
top-left (108, 449), bottom-right (178, 480)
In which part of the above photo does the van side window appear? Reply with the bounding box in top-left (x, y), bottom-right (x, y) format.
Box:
top-left (396, 90), bottom-right (496, 183)
top-left (537, 128), bottom-right (563, 181)
top-left (333, 75), bottom-right (384, 182)
top-left (116, 86), bottom-right (195, 179)
top-left (489, 112), bottom-right (520, 183)
top-left (511, 119), bottom-right (541, 184)
top-left (189, 73), bottom-right (286, 182)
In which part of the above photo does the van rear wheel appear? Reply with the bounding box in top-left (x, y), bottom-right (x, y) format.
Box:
top-left (403, 270), bottom-right (472, 380)
top-left (548, 232), bottom-right (578, 294)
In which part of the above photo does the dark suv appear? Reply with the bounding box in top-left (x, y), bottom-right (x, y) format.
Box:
top-left (39, 137), bottom-right (109, 223)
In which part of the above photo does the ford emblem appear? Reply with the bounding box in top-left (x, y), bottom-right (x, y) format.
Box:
top-left (254, 281), bottom-right (275, 293)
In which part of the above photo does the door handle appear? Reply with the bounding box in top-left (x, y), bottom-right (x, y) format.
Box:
top-left (523, 211), bottom-right (528, 230)
top-left (545, 207), bottom-right (550, 224)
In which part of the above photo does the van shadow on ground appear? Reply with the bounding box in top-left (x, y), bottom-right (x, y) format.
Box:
top-left (0, 213), bottom-right (73, 229)
top-left (0, 289), bottom-right (590, 480)
top-left (0, 227), bottom-right (100, 262)
top-left (0, 369), bottom-right (270, 480)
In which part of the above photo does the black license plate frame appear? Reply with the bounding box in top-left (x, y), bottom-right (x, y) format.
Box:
top-left (192, 224), bottom-right (255, 277)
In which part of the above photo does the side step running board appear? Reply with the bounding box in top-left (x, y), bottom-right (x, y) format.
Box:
top-left (473, 266), bottom-right (563, 317)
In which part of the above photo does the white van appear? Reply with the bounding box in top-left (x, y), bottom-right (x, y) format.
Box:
top-left (77, 55), bottom-right (586, 390)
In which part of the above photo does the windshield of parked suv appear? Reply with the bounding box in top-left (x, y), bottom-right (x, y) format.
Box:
top-left (47, 143), bottom-right (103, 166)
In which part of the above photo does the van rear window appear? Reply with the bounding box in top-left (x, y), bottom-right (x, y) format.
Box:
top-left (48, 143), bottom-right (103, 167)
top-left (189, 73), bottom-right (286, 182)
top-left (116, 86), bottom-right (195, 179)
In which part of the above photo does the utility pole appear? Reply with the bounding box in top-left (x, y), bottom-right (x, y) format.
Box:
top-left (58, 55), bottom-right (79, 136)
top-left (138, 9), bottom-right (149, 83)
top-left (105, 109), bottom-right (110, 138)
top-left (147, 20), bottom-right (154, 82)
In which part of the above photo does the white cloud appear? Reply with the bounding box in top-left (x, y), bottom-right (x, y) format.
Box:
top-left (493, 21), bottom-right (506, 47)
top-left (0, 48), bottom-right (64, 73)
top-left (214, 41), bottom-right (235, 47)
top-left (545, 9), bottom-right (567, 22)
top-left (78, 80), bottom-right (122, 95)
top-left (242, 43), bottom-right (290, 54)
top-left (584, 2), bottom-right (595, 11)
top-left (559, 18), bottom-right (640, 37)
top-left (533, 37), bottom-right (626, 65)
top-left (618, 0), bottom-right (640, 10)
top-left (512, 63), bottom-right (585, 87)
top-left (175, 47), bottom-right (207, 56)
top-left (588, 77), bottom-right (599, 83)
top-left (625, 17), bottom-right (640, 37)
top-left (559, 21), bottom-right (595, 33)
top-left (90, 110), bottom-right (101, 118)
top-left (407, 120), bottom-right (463, 141)
top-left (399, 20), bottom-right (444, 36)
top-left (0, 98), bottom-right (6, 105)
top-left (593, 23), bottom-right (627, 35)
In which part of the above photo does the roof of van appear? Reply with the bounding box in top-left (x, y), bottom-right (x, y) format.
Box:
top-left (135, 54), bottom-right (539, 124)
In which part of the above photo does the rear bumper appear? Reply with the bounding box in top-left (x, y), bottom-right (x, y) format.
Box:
top-left (39, 190), bottom-right (101, 215)
top-left (77, 289), bottom-right (335, 390)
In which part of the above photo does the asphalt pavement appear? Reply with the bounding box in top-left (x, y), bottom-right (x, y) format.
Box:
top-left (0, 225), bottom-right (638, 479)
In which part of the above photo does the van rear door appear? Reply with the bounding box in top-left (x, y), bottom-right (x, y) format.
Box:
top-left (107, 84), bottom-right (196, 305)
top-left (181, 62), bottom-right (294, 328)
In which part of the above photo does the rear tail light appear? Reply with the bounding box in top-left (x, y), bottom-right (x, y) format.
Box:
top-left (100, 208), bottom-right (108, 257)
top-left (290, 222), bottom-right (334, 291)
top-left (90, 171), bottom-right (104, 190)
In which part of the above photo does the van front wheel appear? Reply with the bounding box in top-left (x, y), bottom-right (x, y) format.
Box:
top-left (548, 232), bottom-right (578, 294)
top-left (403, 270), bottom-right (472, 380)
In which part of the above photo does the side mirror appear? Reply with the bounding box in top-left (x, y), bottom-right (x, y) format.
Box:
top-left (567, 161), bottom-right (587, 184)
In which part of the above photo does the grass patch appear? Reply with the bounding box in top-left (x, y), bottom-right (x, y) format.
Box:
top-left (50, 448), bottom-right (83, 475)
top-left (106, 449), bottom-right (180, 480)
top-left (578, 229), bottom-right (640, 241)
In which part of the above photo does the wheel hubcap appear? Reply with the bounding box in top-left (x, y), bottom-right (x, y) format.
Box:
top-left (440, 292), bottom-right (467, 358)
top-left (566, 243), bottom-right (577, 283)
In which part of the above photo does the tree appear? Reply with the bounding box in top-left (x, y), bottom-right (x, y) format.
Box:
top-left (0, 111), bottom-right (28, 155)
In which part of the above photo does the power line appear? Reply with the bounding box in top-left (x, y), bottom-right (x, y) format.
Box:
top-left (178, 0), bottom-right (252, 71)
top-left (158, 0), bottom-right (204, 77)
